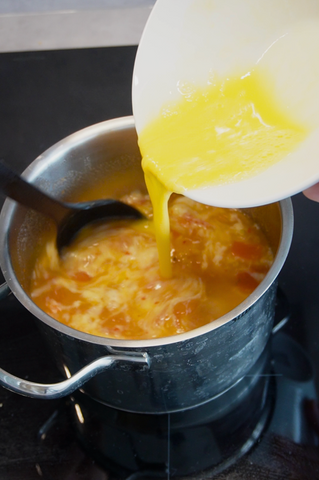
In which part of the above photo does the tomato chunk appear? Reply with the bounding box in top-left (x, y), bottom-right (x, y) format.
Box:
top-left (232, 241), bottom-right (263, 260)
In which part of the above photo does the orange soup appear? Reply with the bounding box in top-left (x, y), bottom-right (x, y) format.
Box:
top-left (30, 191), bottom-right (274, 340)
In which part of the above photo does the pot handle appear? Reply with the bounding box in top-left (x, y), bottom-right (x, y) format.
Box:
top-left (0, 281), bottom-right (150, 400)
top-left (0, 352), bottom-right (149, 400)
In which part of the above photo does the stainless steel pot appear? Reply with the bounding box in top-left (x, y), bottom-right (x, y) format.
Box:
top-left (0, 116), bottom-right (293, 414)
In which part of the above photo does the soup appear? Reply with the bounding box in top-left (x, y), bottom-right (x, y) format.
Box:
top-left (30, 191), bottom-right (274, 340)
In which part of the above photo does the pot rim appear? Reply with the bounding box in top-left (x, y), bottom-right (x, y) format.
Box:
top-left (0, 116), bottom-right (294, 348)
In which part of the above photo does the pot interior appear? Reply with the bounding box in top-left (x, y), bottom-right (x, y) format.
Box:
top-left (1, 118), bottom-right (287, 320)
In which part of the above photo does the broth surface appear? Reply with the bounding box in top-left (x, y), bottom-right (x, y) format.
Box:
top-left (30, 192), bottom-right (274, 340)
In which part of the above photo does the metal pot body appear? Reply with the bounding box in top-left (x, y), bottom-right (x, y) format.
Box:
top-left (0, 117), bottom-right (293, 414)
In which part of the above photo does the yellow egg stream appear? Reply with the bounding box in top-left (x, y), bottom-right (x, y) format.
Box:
top-left (144, 170), bottom-right (172, 278)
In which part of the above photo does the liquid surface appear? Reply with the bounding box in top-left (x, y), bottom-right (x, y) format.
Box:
top-left (139, 68), bottom-right (307, 276)
top-left (30, 193), bottom-right (274, 340)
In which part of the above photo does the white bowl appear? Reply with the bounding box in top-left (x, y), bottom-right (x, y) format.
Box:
top-left (133, 0), bottom-right (319, 207)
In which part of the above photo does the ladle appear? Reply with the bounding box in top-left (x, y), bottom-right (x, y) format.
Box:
top-left (0, 161), bottom-right (143, 251)
top-left (133, 0), bottom-right (319, 208)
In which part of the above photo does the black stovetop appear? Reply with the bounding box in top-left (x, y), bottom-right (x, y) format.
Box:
top-left (0, 46), bottom-right (319, 480)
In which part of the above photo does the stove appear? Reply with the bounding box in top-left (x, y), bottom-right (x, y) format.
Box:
top-left (0, 46), bottom-right (319, 480)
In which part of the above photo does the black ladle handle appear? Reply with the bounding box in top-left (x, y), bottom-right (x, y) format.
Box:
top-left (0, 161), bottom-right (69, 223)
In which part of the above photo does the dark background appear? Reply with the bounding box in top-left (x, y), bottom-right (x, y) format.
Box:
top-left (0, 46), bottom-right (318, 479)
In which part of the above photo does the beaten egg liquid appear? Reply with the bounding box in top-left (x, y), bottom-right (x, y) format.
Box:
top-left (139, 68), bottom-right (307, 277)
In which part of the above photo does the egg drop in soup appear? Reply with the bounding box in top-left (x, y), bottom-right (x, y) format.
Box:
top-left (30, 68), bottom-right (308, 340)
